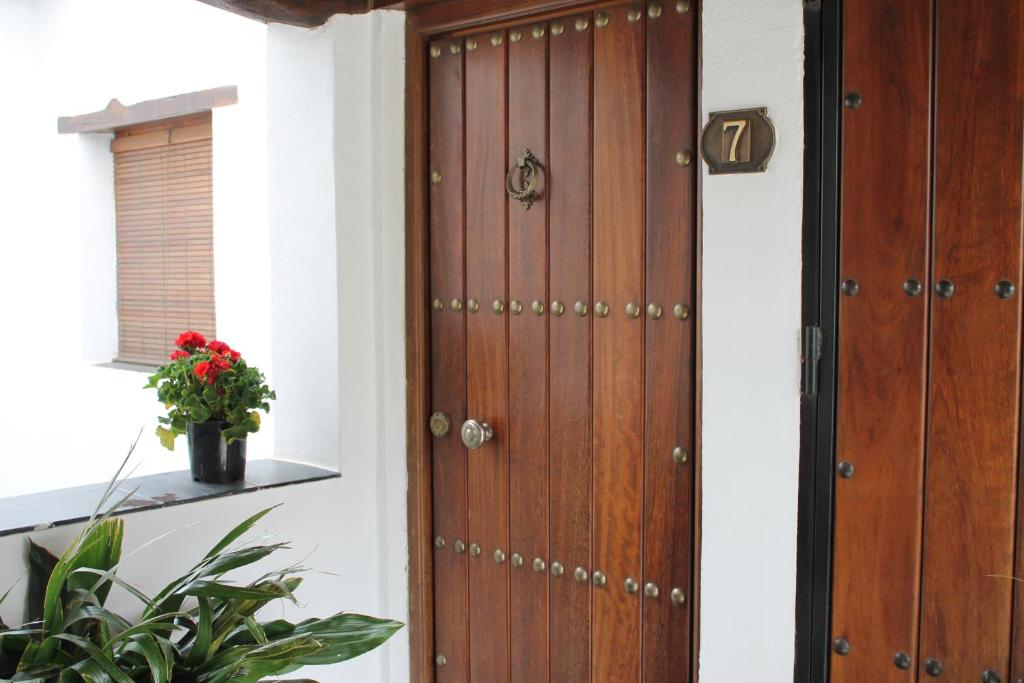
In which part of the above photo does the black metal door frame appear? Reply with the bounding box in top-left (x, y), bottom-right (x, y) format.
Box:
top-left (794, 0), bottom-right (842, 681)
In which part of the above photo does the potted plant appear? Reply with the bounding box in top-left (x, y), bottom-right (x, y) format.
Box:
top-left (0, 496), bottom-right (402, 682)
top-left (146, 331), bottom-right (275, 483)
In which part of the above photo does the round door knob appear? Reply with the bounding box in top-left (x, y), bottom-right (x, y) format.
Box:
top-left (461, 419), bottom-right (494, 449)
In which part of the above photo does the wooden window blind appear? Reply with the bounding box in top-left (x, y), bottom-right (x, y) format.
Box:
top-left (112, 112), bottom-right (215, 364)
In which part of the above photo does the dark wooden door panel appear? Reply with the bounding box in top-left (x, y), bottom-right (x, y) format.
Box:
top-left (507, 21), bottom-right (550, 683)
top-left (918, 1), bottom-right (1024, 678)
top-left (830, 1), bottom-right (933, 680)
top-left (548, 14), bottom-right (594, 683)
top-left (465, 28), bottom-right (511, 683)
top-left (641, 4), bottom-right (695, 681)
top-left (592, 6), bottom-right (646, 682)
top-left (426, 5), bottom-right (697, 680)
top-left (429, 40), bottom-right (470, 683)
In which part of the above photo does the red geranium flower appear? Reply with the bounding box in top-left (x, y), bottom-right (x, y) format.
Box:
top-left (175, 330), bottom-right (207, 349)
top-left (208, 340), bottom-right (231, 354)
top-left (194, 361), bottom-right (211, 379)
top-left (169, 350), bottom-right (190, 361)
top-left (230, 350), bottom-right (241, 361)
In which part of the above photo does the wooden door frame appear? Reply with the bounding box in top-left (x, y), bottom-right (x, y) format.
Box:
top-left (403, 3), bottom-right (703, 680)
top-left (793, 0), bottom-right (842, 681)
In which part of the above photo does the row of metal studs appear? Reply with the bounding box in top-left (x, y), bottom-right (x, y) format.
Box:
top-left (428, 0), bottom-right (694, 60)
top-left (431, 297), bottom-right (691, 320)
top-left (432, 534), bottom-right (686, 602)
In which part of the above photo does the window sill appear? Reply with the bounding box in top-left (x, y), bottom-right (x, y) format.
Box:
top-left (0, 460), bottom-right (338, 537)
top-left (96, 360), bottom-right (159, 373)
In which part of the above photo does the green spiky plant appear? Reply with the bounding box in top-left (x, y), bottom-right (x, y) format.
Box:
top-left (0, 464), bottom-right (402, 683)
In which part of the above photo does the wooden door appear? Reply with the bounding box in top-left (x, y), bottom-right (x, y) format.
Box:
top-left (830, 1), bottom-right (1024, 680)
top-left (426, 2), bottom-right (697, 681)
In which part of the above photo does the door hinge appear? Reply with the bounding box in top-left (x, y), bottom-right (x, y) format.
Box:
top-left (801, 325), bottom-right (823, 397)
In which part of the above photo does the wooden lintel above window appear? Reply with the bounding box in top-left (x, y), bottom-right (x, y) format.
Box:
top-left (57, 85), bottom-right (238, 135)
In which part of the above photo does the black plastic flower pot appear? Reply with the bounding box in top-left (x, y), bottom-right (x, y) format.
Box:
top-left (186, 420), bottom-right (246, 483)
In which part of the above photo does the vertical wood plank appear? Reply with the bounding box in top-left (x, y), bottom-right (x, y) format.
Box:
top-left (592, 6), bottom-right (645, 682)
top-left (641, 3), bottom-right (695, 681)
top-left (428, 37), bottom-right (469, 683)
top-left (406, 24), bottom-right (435, 683)
top-left (690, 1), bottom-right (703, 670)
top-left (465, 28), bottom-right (512, 683)
top-left (830, 1), bottom-right (933, 680)
top-left (548, 12), bottom-right (594, 683)
top-left (920, 1), bottom-right (1024, 678)
top-left (507, 20), bottom-right (550, 683)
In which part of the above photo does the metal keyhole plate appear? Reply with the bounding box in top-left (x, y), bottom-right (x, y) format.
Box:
top-left (429, 411), bottom-right (451, 438)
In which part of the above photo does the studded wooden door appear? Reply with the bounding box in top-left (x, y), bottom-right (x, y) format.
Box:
top-left (829, 0), bottom-right (1024, 680)
top-left (425, 2), bottom-right (697, 681)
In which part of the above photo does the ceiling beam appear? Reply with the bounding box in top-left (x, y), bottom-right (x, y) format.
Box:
top-left (195, 0), bottom-right (382, 27)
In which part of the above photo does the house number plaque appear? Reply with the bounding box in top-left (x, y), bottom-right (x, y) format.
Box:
top-left (700, 107), bottom-right (776, 174)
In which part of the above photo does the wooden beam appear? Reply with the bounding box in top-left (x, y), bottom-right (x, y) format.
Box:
top-left (58, 86), bottom-right (237, 135)
top-left (403, 17), bottom-right (435, 683)
top-left (194, 0), bottom-right (378, 27)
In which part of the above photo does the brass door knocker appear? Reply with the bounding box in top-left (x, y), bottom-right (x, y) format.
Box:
top-left (506, 148), bottom-right (543, 210)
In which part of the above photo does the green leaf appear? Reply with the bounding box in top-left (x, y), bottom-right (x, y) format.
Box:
top-left (242, 618), bottom-right (267, 645)
top-left (198, 544), bottom-right (287, 578)
top-left (0, 628), bottom-right (34, 679)
top-left (182, 582), bottom-right (288, 602)
top-left (105, 612), bottom-right (186, 650)
top-left (193, 636), bottom-right (320, 683)
top-left (70, 657), bottom-right (111, 683)
top-left (185, 598), bottom-right (213, 667)
top-left (289, 613), bottom-right (403, 666)
top-left (19, 518), bottom-right (124, 669)
top-left (203, 507), bottom-right (277, 561)
top-left (221, 414), bottom-right (258, 444)
top-left (144, 508), bottom-right (279, 620)
top-left (10, 661), bottom-right (61, 681)
top-left (27, 541), bottom-right (59, 622)
top-left (54, 634), bottom-right (132, 683)
top-left (65, 519), bottom-right (123, 606)
top-left (121, 635), bottom-right (169, 683)
top-left (70, 569), bottom-right (154, 611)
top-left (156, 426), bottom-right (176, 451)
top-left (61, 604), bottom-right (131, 635)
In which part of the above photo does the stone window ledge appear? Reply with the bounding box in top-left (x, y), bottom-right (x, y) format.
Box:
top-left (0, 460), bottom-right (338, 537)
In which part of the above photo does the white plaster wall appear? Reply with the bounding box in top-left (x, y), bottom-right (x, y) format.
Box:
top-left (266, 11), bottom-right (410, 679)
top-left (332, 15), bottom-right (410, 679)
top-left (698, 0), bottom-right (805, 680)
top-left (266, 20), bottom-right (340, 467)
top-left (0, 0), bottom-right (273, 497)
